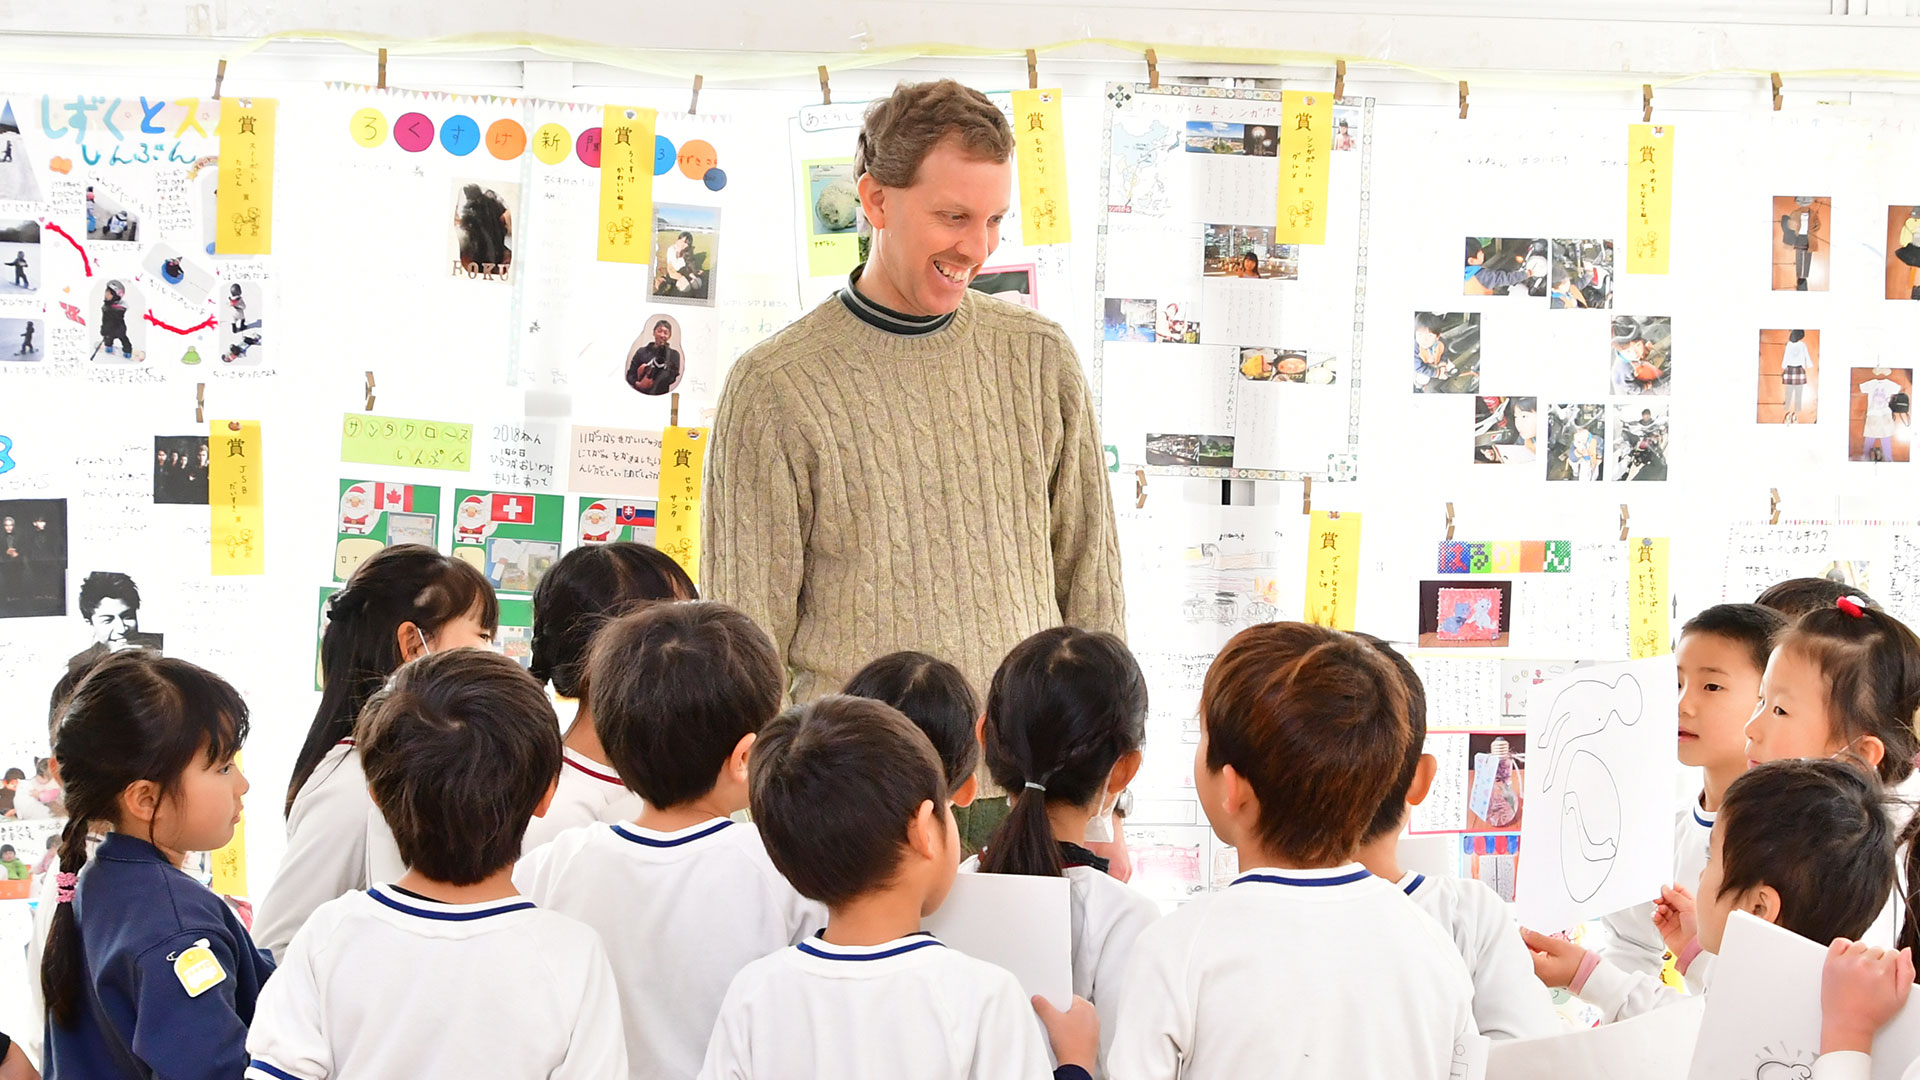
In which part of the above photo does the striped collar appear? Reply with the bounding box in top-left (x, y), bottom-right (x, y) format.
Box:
top-left (797, 930), bottom-right (945, 962)
top-left (367, 884), bottom-right (536, 922)
top-left (1398, 872), bottom-right (1428, 897)
top-left (1230, 865), bottom-right (1372, 889)
top-left (562, 747), bottom-right (623, 787)
top-left (1691, 800), bottom-right (1716, 829)
top-left (838, 264), bottom-right (956, 337)
top-left (611, 818), bottom-right (732, 848)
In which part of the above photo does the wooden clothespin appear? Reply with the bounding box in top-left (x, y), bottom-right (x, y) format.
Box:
top-left (195, 383), bottom-right (206, 424)
top-left (212, 59), bottom-right (228, 101)
top-left (1301, 476), bottom-right (1313, 516)
top-left (1445, 502), bottom-right (1455, 541)
top-left (363, 371), bottom-right (376, 412)
top-left (1026, 50), bottom-right (1039, 91)
top-left (1619, 504), bottom-right (1631, 541)
top-left (377, 48), bottom-right (388, 90)
top-left (818, 66), bottom-right (832, 106)
top-left (1134, 469), bottom-right (1148, 509)
top-left (1771, 72), bottom-right (1783, 111)
top-left (689, 75), bottom-right (703, 115)
top-left (1334, 59), bottom-right (1346, 100)
top-left (1458, 80), bottom-right (1469, 120)
top-left (1769, 488), bottom-right (1781, 526)
top-left (670, 392), bottom-right (681, 428)
top-left (1642, 84), bottom-right (1653, 123)
top-left (1146, 49), bottom-right (1160, 90)
top-left (227, 420), bottom-right (242, 432)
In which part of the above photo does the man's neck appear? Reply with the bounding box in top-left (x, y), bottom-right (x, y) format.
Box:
top-left (850, 258), bottom-right (918, 316)
top-left (395, 866), bottom-right (520, 905)
top-left (824, 886), bottom-right (927, 947)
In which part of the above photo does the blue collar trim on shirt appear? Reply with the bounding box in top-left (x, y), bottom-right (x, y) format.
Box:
top-left (1401, 873), bottom-right (1426, 896)
top-left (1692, 807), bottom-right (1714, 828)
top-left (1231, 868), bottom-right (1372, 889)
top-left (247, 1060), bottom-right (304, 1080)
top-left (797, 930), bottom-right (944, 962)
top-left (367, 887), bottom-right (536, 922)
top-left (611, 819), bottom-right (733, 848)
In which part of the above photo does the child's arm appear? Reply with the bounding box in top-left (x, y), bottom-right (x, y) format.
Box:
top-left (969, 975), bottom-right (1058, 1080)
top-left (1813, 939), bottom-right (1915, 1080)
top-left (1105, 932), bottom-right (1188, 1080)
top-left (553, 942), bottom-right (630, 1080)
top-left (1469, 894), bottom-right (1561, 1040)
top-left (694, 971), bottom-right (756, 1080)
top-left (1034, 995), bottom-right (1099, 1079)
top-left (244, 927), bottom-right (331, 1080)
top-left (1522, 927), bottom-right (1681, 1023)
top-left (1086, 893), bottom-right (1162, 1067)
top-left (122, 927), bottom-right (265, 1080)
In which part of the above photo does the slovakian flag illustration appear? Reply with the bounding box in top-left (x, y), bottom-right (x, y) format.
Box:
top-left (489, 492), bottom-right (536, 524)
top-left (615, 503), bottom-right (656, 528)
top-left (377, 484), bottom-right (416, 512)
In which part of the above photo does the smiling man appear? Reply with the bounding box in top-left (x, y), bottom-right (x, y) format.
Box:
top-left (704, 78), bottom-right (1124, 725)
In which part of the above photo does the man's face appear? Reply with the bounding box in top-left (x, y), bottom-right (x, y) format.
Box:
top-left (32, 518), bottom-right (45, 531)
top-left (859, 136), bottom-right (1012, 317)
top-left (653, 324), bottom-right (672, 345)
top-left (90, 597), bottom-right (136, 647)
top-left (1, 518), bottom-right (12, 533)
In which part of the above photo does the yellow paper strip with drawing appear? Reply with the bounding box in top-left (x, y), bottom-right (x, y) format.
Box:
top-left (1274, 90), bottom-right (1332, 246)
top-left (656, 427), bottom-right (710, 583)
top-left (1012, 88), bottom-right (1070, 246)
top-left (216, 98), bottom-right (277, 255)
top-left (1303, 509), bottom-right (1361, 631)
top-left (598, 105), bottom-right (657, 263)
top-left (1630, 537), bottom-right (1670, 659)
top-left (1627, 123), bottom-right (1674, 275)
top-left (210, 751), bottom-right (248, 896)
top-left (210, 421), bottom-right (265, 575)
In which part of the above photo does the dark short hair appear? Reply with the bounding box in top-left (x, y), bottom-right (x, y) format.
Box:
top-left (1789, 329), bottom-right (1806, 343)
top-left (750, 695), bottom-right (946, 907)
top-left (1464, 238), bottom-right (1484, 262)
top-left (1201, 622), bottom-right (1411, 865)
top-left (842, 651), bottom-right (979, 797)
top-left (855, 79), bottom-right (1014, 188)
top-left (77, 572), bottom-right (139, 620)
top-left (1354, 634), bottom-right (1428, 843)
top-left (587, 601), bottom-right (783, 808)
top-left (1681, 603), bottom-right (1787, 676)
top-left (1717, 758), bottom-right (1892, 945)
top-left (1755, 577), bottom-right (1880, 619)
top-left (357, 649), bottom-right (561, 886)
top-left (1, 769), bottom-right (20, 782)
top-left (1416, 312), bottom-right (1446, 334)
top-left (653, 320), bottom-right (672, 334)
top-left (1776, 604), bottom-right (1920, 785)
top-left (530, 543), bottom-right (696, 698)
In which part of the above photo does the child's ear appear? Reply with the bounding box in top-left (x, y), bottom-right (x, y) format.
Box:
top-left (974, 713), bottom-right (987, 747)
top-left (1853, 734), bottom-right (1888, 772)
top-left (1220, 764), bottom-right (1258, 821)
top-left (727, 732), bottom-right (757, 783)
top-left (952, 774), bottom-right (979, 809)
top-left (117, 778), bottom-right (162, 828)
top-left (906, 799), bottom-right (940, 861)
top-left (1109, 750), bottom-right (1144, 796)
top-left (531, 777), bottom-right (559, 819)
top-left (365, 784), bottom-right (382, 812)
top-left (396, 621), bottom-right (425, 663)
top-left (1745, 884), bottom-right (1785, 926)
top-left (1407, 754), bottom-right (1440, 807)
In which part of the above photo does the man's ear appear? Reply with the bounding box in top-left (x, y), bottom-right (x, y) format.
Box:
top-left (1406, 754), bottom-right (1440, 807)
top-left (857, 173), bottom-right (889, 231)
top-left (952, 774), bottom-right (979, 809)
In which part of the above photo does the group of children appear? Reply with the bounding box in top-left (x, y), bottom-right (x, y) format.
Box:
top-left (20, 542), bottom-right (1920, 1079)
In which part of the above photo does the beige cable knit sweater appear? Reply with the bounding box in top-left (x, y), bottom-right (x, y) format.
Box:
top-left (701, 285), bottom-right (1125, 707)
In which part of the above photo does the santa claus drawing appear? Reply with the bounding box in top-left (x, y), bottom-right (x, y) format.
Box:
top-left (455, 494), bottom-right (492, 543)
top-left (338, 483), bottom-right (376, 535)
top-left (579, 501), bottom-right (614, 545)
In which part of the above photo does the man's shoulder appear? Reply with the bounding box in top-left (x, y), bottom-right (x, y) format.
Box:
top-left (966, 291), bottom-right (1075, 351)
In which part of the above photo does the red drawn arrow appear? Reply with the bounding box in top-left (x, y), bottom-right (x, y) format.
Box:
top-left (143, 311), bottom-right (218, 335)
top-left (42, 222), bottom-right (93, 278)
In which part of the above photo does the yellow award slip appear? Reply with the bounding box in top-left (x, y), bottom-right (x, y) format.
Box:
top-left (1627, 124), bottom-right (1675, 275)
top-left (1303, 510), bottom-right (1360, 631)
top-left (1274, 90), bottom-right (1332, 246)
top-left (209, 421), bottom-right (264, 576)
top-left (598, 105), bottom-right (658, 264)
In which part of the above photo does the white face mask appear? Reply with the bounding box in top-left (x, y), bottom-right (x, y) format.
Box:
top-left (1083, 789), bottom-right (1120, 843)
top-left (415, 626), bottom-right (432, 657)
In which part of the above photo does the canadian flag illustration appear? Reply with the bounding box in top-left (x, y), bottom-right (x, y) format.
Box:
top-left (378, 484), bottom-right (415, 512)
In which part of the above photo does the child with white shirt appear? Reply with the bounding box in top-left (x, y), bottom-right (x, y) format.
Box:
top-left (1595, 603), bottom-right (1785, 992)
top-left (970, 627), bottom-right (1162, 1076)
top-left (515, 601), bottom-right (826, 1080)
top-left (1524, 759), bottom-right (1894, 1022)
top-left (522, 542), bottom-right (697, 852)
top-left (1109, 621), bottom-right (1477, 1080)
top-left (1348, 633), bottom-right (1559, 1041)
top-left (246, 649), bottom-right (626, 1080)
top-left (700, 693), bottom-right (1098, 1080)
top-left (254, 545), bottom-right (499, 959)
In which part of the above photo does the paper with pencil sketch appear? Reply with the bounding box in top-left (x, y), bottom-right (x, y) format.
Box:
top-left (923, 872), bottom-right (1072, 1009)
top-left (1490, 995), bottom-right (1703, 1080)
top-left (1516, 654), bottom-right (1677, 931)
top-left (1690, 912), bottom-right (1920, 1080)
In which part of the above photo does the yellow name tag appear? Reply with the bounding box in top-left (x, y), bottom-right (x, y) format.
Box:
top-left (173, 940), bottom-right (227, 998)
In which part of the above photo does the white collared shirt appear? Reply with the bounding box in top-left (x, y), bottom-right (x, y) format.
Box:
top-left (1397, 871), bottom-right (1560, 1040)
top-left (514, 819), bottom-right (828, 1080)
top-left (520, 747), bottom-right (646, 854)
top-left (253, 741), bottom-right (407, 960)
top-left (245, 885), bottom-right (626, 1079)
top-left (1108, 865), bottom-right (1476, 1080)
top-left (697, 931), bottom-right (1055, 1080)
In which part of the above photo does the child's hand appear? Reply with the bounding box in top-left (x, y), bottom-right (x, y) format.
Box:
top-left (1653, 884), bottom-right (1698, 958)
top-left (1821, 939), bottom-right (1915, 1054)
top-left (1033, 995), bottom-right (1099, 1072)
top-left (1520, 927), bottom-right (1587, 989)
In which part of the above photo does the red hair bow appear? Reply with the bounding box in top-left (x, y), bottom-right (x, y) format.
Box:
top-left (1837, 595), bottom-right (1868, 619)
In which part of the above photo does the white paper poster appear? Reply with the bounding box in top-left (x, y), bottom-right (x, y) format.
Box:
top-left (1516, 654), bottom-right (1678, 931)
top-left (1490, 995), bottom-right (1704, 1080)
top-left (924, 871), bottom-right (1072, 1009)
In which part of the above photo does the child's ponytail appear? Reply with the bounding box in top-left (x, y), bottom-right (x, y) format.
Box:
top-left (41, 650), bottom-right (249, 1027)
top-left (979, 628), bottom-right (1147, 878)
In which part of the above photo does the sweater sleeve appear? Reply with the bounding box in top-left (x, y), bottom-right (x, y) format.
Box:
top-left (1047, 337), bottom-right (1126, 640)
top-left (1575, 955), bottom-right (1681, 1023)
top-left (702, 362), bottom-right (813, 687)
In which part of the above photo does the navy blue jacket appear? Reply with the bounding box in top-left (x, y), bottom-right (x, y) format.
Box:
top-left (45, 833), bottom-right (273, 1079)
